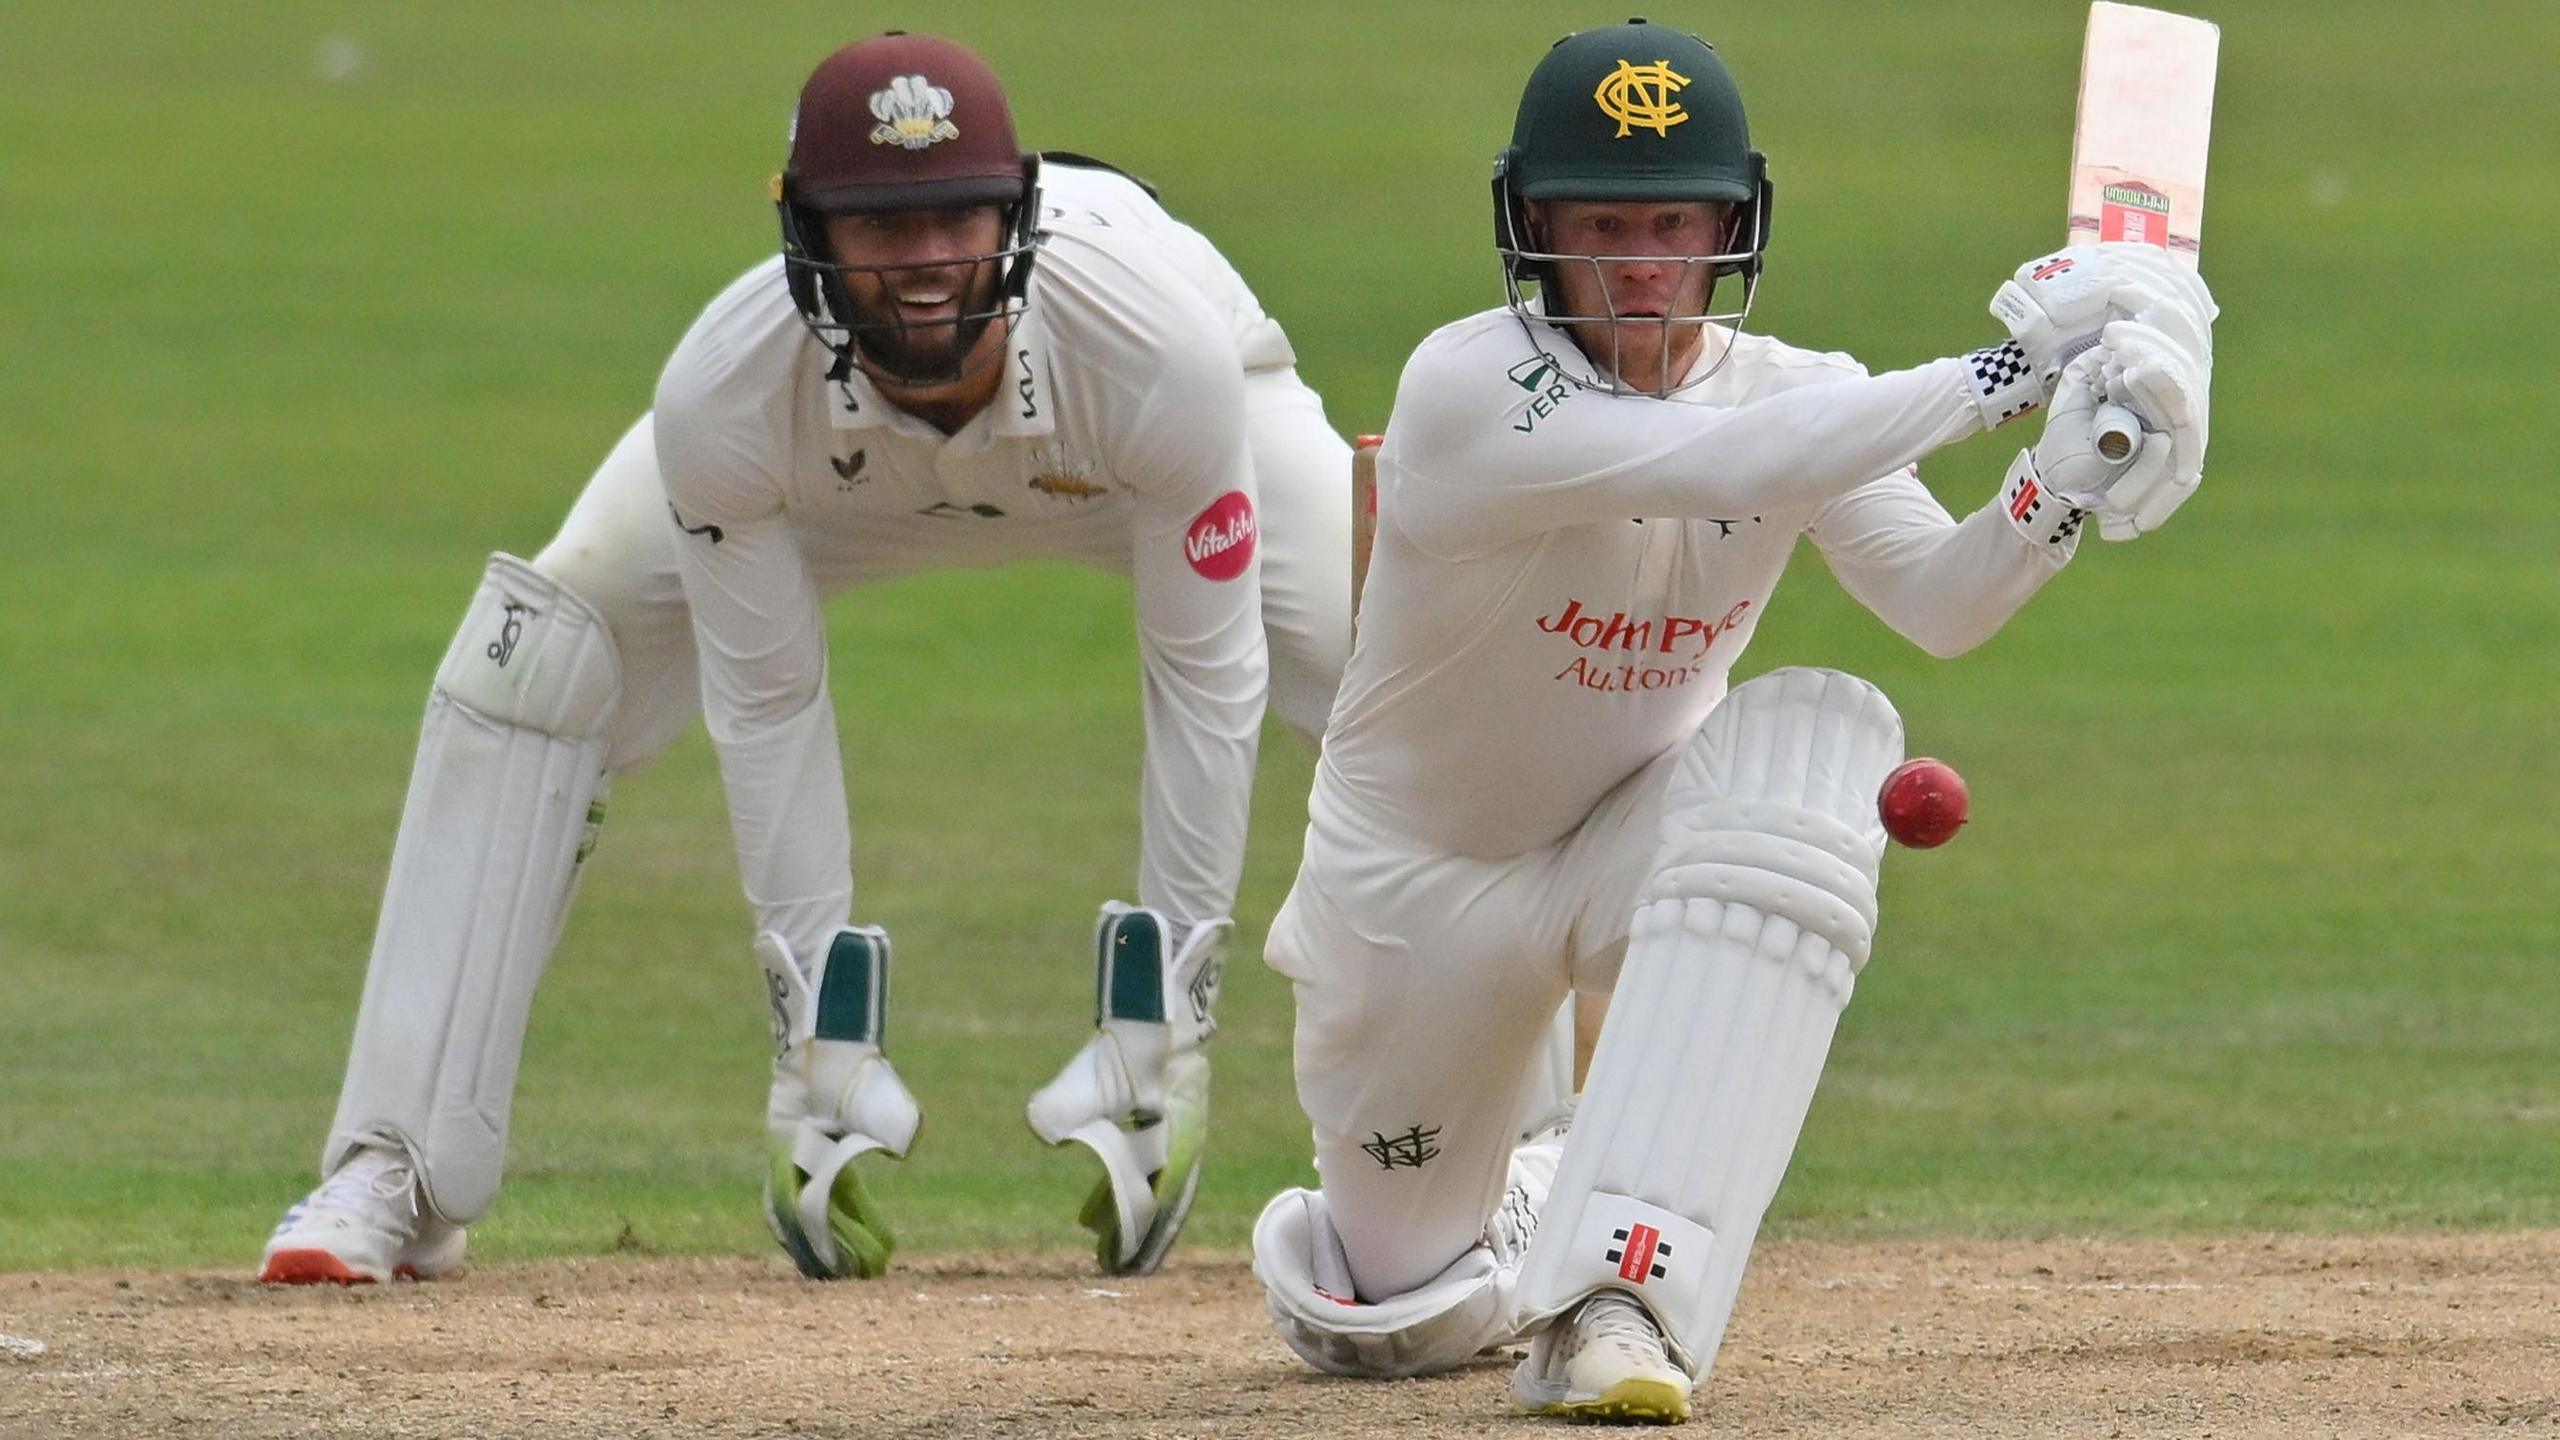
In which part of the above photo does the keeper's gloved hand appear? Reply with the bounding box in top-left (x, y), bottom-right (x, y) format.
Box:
top-left (1025, 903), bottom-right (1230, 1275)
top-left (757, 925), bottom-right (919, 1279)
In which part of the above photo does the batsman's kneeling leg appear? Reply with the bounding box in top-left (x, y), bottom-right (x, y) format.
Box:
top-left (326, 554), bottom-right (621, 1224)
top-left (1252, 1188), bottom-right (1516, 1378)
top-left (1515, 666), bottom-right (1904, 1388)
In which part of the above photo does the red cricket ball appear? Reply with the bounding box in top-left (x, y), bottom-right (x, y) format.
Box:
top-left (1878, 757), bottom-right (1969, 849)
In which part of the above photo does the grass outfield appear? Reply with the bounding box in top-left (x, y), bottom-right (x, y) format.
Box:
top-left (1, 2), bottom-right (2552, 1272)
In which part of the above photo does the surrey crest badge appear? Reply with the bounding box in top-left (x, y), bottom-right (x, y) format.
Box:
top-left (869, 74), bottom-right (960, 149)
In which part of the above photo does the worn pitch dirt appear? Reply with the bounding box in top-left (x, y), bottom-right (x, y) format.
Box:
top-left (5, 1233), bottom-right (2555, 1438)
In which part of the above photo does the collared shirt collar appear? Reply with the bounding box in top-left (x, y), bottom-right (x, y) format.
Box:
top-left (825, 300), bottom-right (1057, 443)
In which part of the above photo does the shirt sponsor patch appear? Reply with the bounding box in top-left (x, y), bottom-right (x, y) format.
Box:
top-left (1184, 490), bottom-right (1257, 581)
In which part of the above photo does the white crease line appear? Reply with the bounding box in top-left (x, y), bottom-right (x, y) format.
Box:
top-left (1, 1333), bottom-right (48, 1359)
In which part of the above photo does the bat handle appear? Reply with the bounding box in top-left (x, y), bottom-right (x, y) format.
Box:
top-left (2091, 402), bottom-right (2143, 465)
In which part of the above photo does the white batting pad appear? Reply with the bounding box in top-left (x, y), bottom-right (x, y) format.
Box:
top-left (1514, 667), bottom-right (1902, 1380)
top-left (327, 554), bottom-right (622, 1223)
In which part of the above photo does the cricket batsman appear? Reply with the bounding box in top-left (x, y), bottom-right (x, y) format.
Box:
top-left (1247, 20), bottom-right (2216, 1424)
top-left (262, 33), bottom-right (1352, 1285)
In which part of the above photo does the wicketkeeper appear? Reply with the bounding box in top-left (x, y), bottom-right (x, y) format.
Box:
top-left (262, 32), bottom-right (1353, 1286)
top-left (1246, 20), bottom-right (2216, 1424)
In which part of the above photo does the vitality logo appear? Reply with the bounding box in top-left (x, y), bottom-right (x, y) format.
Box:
top-left (1184, 490), bottom-right (1257, 581)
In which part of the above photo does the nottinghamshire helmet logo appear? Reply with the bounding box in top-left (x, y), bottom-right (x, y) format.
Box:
top-left (1594, 59), bottom-right (1690, 138)
top-left (869, 74), bottom-right (960, 149)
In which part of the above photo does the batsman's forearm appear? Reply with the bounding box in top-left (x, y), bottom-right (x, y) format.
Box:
top-left (1389, 359), bottom-right (1983, 559)
top-left (1821, 477), bottom-right (2077, 659)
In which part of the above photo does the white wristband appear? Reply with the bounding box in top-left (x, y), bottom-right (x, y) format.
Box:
top-left (1965, 341), bottom-right (2043, 429)
top-left (1997, 448), bottom-right (2088, 550)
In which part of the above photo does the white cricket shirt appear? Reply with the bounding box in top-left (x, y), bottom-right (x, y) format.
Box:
top-left (1324, 309), bottom-right (2079, 858)
top-left (651, 163), bottom-right (1283, 964)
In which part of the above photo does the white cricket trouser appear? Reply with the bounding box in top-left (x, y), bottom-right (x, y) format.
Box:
top-left (1263, 747), bottom-right (1680, 1301)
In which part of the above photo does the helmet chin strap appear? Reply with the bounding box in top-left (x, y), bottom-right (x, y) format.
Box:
top-left (835, 303), bottom-right (1014, 391)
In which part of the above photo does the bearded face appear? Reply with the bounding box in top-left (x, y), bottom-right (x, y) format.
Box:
top-left (819, 205), bottom-right (1013, 384)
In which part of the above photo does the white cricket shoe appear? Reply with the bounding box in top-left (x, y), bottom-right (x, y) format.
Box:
top-left (1512, 1290), bottom-right (1693, 1424)
top-left (259, 1146), bottom-right (466, 1285)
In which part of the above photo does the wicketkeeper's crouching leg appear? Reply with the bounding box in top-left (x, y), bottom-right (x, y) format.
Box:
top-left (264, 554), bottom-right (624, 1284)
top-left (1511, 666), bottom-right (1905, 1423)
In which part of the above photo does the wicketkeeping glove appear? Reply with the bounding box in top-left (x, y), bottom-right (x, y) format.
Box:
top-left (757, 925), bottom-right (920, 1279)
top-left (1025, 903), bottom-right (1230, 1275)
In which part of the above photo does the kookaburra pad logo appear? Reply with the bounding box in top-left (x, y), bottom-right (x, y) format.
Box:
top-left (1595, 59), bottom-right (1690, 138)
top-left (484, 602), bottom-right (529, 667)
top-left (869, 75), bottom-right (959, 149)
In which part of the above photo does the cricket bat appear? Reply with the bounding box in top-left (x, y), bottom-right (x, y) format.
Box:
top-left (2067, 2), bottom-right (2218, 463)
top-left (1350, 433), bottom-right (1382, 631)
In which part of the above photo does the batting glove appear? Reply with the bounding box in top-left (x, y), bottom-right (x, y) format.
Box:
top-left (1989, 241), bottom-right (2217, 392)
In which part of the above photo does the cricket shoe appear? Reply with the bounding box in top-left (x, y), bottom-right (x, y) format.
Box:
top-left (259, 1145), bottom-right (466, 1285)
top-left (1512, 1290), bottom-right (1693, 1425)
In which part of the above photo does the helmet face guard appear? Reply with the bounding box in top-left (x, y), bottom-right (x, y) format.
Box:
top-left (776, 160), bottom-right (1043, 388)
top-left (1493, 151), bottom-right (1772, 397)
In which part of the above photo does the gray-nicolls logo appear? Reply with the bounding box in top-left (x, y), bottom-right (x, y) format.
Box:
top-left (484, 602), bottom-right (529, 666)
top-left (831, 449), bottom-right (868, 490)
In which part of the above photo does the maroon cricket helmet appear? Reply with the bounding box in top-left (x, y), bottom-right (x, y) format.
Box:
top-left (773, 32), bottom-right (1044, 385)
top-left (784, 31), bottom-right (1035, 212)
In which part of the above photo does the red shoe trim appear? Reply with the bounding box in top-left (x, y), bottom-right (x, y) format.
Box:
top-left (259, 1249), bottom-right (379, 1286)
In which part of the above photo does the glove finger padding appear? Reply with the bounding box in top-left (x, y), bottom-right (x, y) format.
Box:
top-left (2090, 318), bottom-right (2211, 539)
top-left (2026, 353), bottom-right (2134, 507)
top-left (1026, 904), bottom-right (1230, 1275)
top-left (758, 927), bottom-right (920, 1279)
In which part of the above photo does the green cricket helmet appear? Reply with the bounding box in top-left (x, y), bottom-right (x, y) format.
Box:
top-left (1492, 19), bottom-right (1774, 392)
